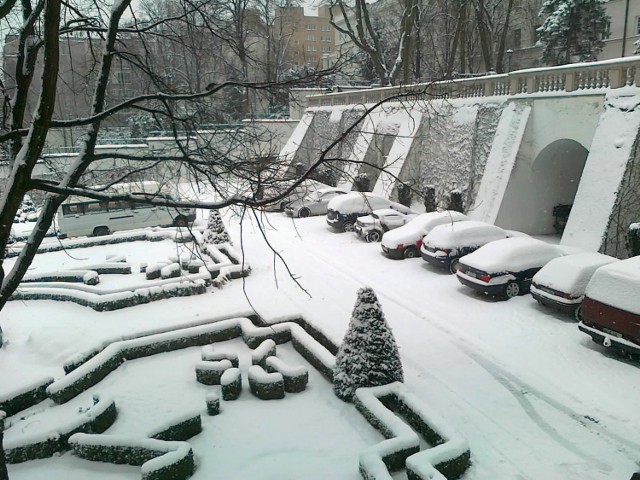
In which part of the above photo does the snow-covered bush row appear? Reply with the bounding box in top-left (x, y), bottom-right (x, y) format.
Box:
top-left (80, 262), bottom-right (132, 275)
top-left (148, 411), bottom-right (202, 442)
top-left (354, 383), bottom-right (471, 480)
top-left (0, 376), bottom-right (53, 416)
top-left (10, 279), bottom-right (207, 312)
top-left (195, 359), bottom-right (233, 385)
top-left (68, 433), bottom-right (194, 480)
top-left (160, 263), bottom-right (181, 279)
top-left (201, 345), bottom-right (239, 367)
top-left (45, 318), bottom-right (335, 405)
top-left (21, 270), bottom-right (100, 285)
top-left (4, 396), bottom-right (116, 464)
top-left (221, 368), bottom-right (242, 401)
top-left (248, 365), bottom-right (285, 400)
top-left (251, 339), bottom-right (277, 368)
top-left (265, 356), bottom-right (309, 393)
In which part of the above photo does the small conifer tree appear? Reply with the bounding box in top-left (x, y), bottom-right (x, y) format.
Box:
top-left (333, 287), bottom-right (404, 401)
top-left (203, 209), bottom-right (231, 245)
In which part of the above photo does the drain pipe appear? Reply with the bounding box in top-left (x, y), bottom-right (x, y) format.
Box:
top-left (622, 0), bottom-right (630, 57)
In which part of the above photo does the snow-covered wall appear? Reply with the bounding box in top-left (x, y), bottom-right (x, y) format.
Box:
top-left (563, 88), bottom-right (640, 256)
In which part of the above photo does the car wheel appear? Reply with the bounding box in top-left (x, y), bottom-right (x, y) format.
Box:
top-left (366, 230), bottom-right (382, 242)
top-left (574, 304), bottom-right (584, 322)
top-left (298, 207), bottom-right (311, 218)
top-left (505, 281), bottom-right (520, 299)
top-left (403, 246), bottom-right (419, 259)
top-left (173, 215), bottom-right (188, 227)
top-left (93, 226), bottom-right (110, 237)
top-left (449, 258), bottom-right (460, 274)
top-left (343, 221), bottom-right (355, 233)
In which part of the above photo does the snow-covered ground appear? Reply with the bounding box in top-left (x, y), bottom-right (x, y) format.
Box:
top-left (2, 211), bottom-right (640, 480)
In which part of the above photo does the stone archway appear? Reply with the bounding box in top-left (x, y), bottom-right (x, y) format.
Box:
top-left (496, 139), bottom-right (588, 235)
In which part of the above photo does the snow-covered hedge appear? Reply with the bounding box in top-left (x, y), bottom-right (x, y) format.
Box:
top-left (68, 433), bottom-right (194, 480)
top-left (148, 412), bottom-right (202, 441)
top-left (206, 394), bottom-right (220, 415)
top-left (4, 396), bottom-right (116, 464)
top-left (201, 345), bottom-right (239, 367)
top-left (11, 279), bottom-right (207, 312)
top-left (251, 339), bottom-right (277, 368)
top-left (194, 359), bottom-right (232, 385)
top-left (265, 356), bottom-right (308, 393)
top-left (21, 270), bottom-right (100, 285)
top-left (354, 383), bottom-right (470, 480)
top-left (248, 365), bottom-right (285, 400)
top-left (45, 317), bottom-right (335, 405)
top-left (221, 368), bottom-right (242, 401)
top-left (0, 376), bottom-right (53, 416)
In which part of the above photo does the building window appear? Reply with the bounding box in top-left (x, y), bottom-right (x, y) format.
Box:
top-left (321, 46), bottom-right (331, 52)
top-left (305, 34), bottom-right (316, 41)
top-left (601, 20), bottom-right (611, 40)
top-left (321, 25), bottom-right (331, 32)
top-left (305, 24), bottom-right (316, 30)
top-left (320, 35), bottom-right (332, 42)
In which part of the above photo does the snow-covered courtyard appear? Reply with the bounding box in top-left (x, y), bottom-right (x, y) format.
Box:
top-left (2, 211), bottom-right (640, 480)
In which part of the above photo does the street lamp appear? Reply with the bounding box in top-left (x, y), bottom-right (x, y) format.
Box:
top-left (506, 49), bottom-right (513, 73)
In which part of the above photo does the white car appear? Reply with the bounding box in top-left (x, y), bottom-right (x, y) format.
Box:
top-left (326, 192), bottom-right (416, 232)
top-left (284, 187), bottom-right (349, 218)
top-left (456, 237), bottom-right (573, 299)
top-left (530, 252), bottom-right (618, 319)
top-left (381, 211), bottom-right (468, 259)
top-left (355, 209), bottom-right (419, 242)
top-left (421, 221), bottom-right (512, 274)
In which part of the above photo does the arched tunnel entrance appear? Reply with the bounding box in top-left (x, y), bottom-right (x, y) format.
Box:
top-left (495, 139), bottom-right (589, 235)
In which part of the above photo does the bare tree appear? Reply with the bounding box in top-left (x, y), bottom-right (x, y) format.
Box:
top-left (329, 0), bottom-right (419, 86)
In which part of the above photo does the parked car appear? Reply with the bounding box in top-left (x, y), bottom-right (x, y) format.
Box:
top-left (531, 252), bottom-right (618, 319)
top-left (355, 209), bottom-right (419, 242)
top-left (381, 211), bottom-right (468, 259)
top-left (578, 256), bottom-right (640, 356)
top-left (420, 220), bottom-right (512, 274)
top-left (455, 237), bottom-right (570, 299)
top-left (284, 187), bottom-right (349, 218)
top-left (261, 179), bottom-right (326, 212)
top-left (326, 192), bottom-right (415, 233)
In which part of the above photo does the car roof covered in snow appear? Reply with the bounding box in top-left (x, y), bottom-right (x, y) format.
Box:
top-left (327, 192), bottom-right (415, 213)
top-left (533, 252), bottom-right (618, 295)
top-left (424, 220), bottom-right (506, 248)
top-left (382, 211), bottom-right (468, 247)
top-left (459, 237), bottom-right (565, 273)
top-left (585, 256), bottom-right (640, 315)
top-left (372, 208), bottom-right (408, 217)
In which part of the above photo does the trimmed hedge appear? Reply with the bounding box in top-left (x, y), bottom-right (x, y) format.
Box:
top-left (200, 345), bottom-right (239, 367)
top-left (265, 356), bottom-right (308, 393)
top-left (248, 365), bottom-right (285, 400)
top-left (4, 396), bottom-right (117, 464)
top-left (68, 433), bottom-right (194, 480)
top-left (0, 376), bottom-right (54, 416)
top-left (221, 368), bottom-right (242, 401)
top-left (195, 360), bottom-right (232, 385)
top-left (251, 339), bottom-right (277, 368)
top-left (148, 413), bottom-right (202, 441)
top-left (206, 394), bottom-right (220, 415)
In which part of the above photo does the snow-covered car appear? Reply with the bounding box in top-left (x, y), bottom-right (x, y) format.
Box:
top-left (284, 187), bottom-right (349, 218)
top-left (578, 256), bottom-right (640, 356)
top-left (530, 252), bottom-right (618, 319)
top-left (261, 179), bottom-right (327, 212)
top-left (381, 211), bottom-right (468, 259)
top-left (420, 220), bottom-right (512, 274)
top-left (326, 192), bottom-right (416, 233)
top-left (455, 237), bottom-right (571, 299)
top-left (354, 209), bottom-right (419, 242)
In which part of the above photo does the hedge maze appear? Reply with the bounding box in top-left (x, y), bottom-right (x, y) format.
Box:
top-left (2, 315), bottom-right (471, 480)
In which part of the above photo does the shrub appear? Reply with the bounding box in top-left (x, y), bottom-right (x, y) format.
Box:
top-left (333, 287), bottom-right (404, 402)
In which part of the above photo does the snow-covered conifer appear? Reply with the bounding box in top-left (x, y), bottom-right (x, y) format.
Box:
top-left (537, 0), bottom-right (609, 65)
top-left (333, 287), bottom-right (404, 401)
top-left (203, 209), bottom-right (231, 245)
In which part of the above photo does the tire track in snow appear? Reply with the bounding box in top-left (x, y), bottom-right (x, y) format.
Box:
top-left (267, 222), bottom-right (640, 471)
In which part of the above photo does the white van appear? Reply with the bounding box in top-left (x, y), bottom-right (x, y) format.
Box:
top-left (57, 182), bottom-right (196, 238)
